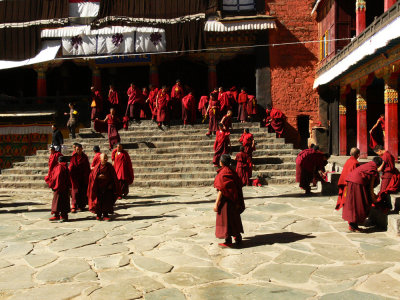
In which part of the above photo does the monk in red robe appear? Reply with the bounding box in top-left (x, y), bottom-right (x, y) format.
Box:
top-left (246, 95), bottom-right (257, 121)
top-left (170, 80), bottom-right (184, 120)
top-left (48, 156), bottom-right (71, 222)
top-left (45, 145), bottom-right (63, 185)
top-left (214, 154), bottom-right (245, 247)
top-left (369, 114), bottom-right (385, 149)
top-left (198, 95), bottom-right (209, 117)
top-left (213, 124), bottom-right (231, 167)
top-left (265, 104), bottom-right (286, 138)
top-left (112, 144), bottom-right (134, 198)
top-left (218, 87), bottom-right (231, 117)
top-left (69, 144), bottom-right (90, 212)
top-left (156, 86), bottom-right (170, 128)
top-left (108, 85), bottom-right (119, 112)
top-left (127, 83), bottom-right (143, 122)
top-left (235, 146), bottom-right (251, 186)
top-left (336, 147), bottom-right (360, 210)
top-left (147, 85), bottom-right (159, 121)
top-left (297, 149), bottom-right (329, 194)
top-left (343, 157), bottom-right (382, 232)
top-left (182, 92), bottom-right (196, 126)
top-left (90, 86), bottom-right (103, 121)
top-left (239, 129), bottom-right (255, 158)
top-left (91, 145), bottom-right (101, 170)
top-left (104, 108), bottom-right (121, 150)
top-left (237, 88), bottom-right (248, 123)
top-left (206, 93), bottom-right (220, 136)
top-left (220, 110), bottom-right (233, 132)
top-left (140, 87), bottom-right (150, 119)
top-left (295, 145), bottom-right (317, 183)
top-left (88, 153), bottom-right (121, 221)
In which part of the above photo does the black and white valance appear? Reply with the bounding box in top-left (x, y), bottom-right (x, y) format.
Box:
top-left (69, 0), bottom-right (100, 18)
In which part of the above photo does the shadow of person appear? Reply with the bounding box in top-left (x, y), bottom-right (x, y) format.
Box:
top-left (238, 232), bottom-right (315, 249)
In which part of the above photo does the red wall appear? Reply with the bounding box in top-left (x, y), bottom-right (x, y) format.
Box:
top-left (266, 0), bottom-right (320, 147)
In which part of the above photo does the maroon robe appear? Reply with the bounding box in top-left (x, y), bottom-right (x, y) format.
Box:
top-left (343, 161), bottom-right (380, 224)
top-left (140, 90), bottom-right (150, 119)
top-left (239, 133), bottom-right (255, 157)
top-left (198, 96), bottom-right (209, 116)
top-left (369, 126), bottom-right (383, 149)
top-left (214, 166), bottom-right (245, 239)
top-left (221, 114), bottom-right (232, 131)
top-left (213, 130), bottom-right (230, 166)
top-left (182, 94), bottom-right (196, 124)
top-left (88, 162), bottom-right (121, 215)
top-left (236, 151), bottom-right (251, 186)
top-left (45, 152), bottom-right (63, 185)
top-left (336, 156), bottom-right (360, 210)
top-left (69, 152), bottom-right (90, 210)
top-left (295, 148), bottom-right (315, 183)
top-left (112, 149), bottom-right (134, 196)
top-left (170, 84), bottom-right (184, 119)
top-left (266, 108), bottom-right (285, 137)
top-left (297, 151), bottom-right (326, 192)
top-left (127, 86), bottom-right (143, 119)
top-left (380, 151), bottom-right (396, 192)
top-left (91, 90), bottom-right (103, 120)
top-left (91, 152), bottom-right (101, 169)
top-left (148, 88), bottom-right (159, 120)
top-left (48, 162), bottom-right (71, 216)
top-left (375, 151), bottom-right (397, 212)
top-left (107, 114), bottom-right (121, 149)
top-left (108, 89), bottom-right (119, 106)
top-left (237, 92), bottom-right (248, 121)
top-left (246, 95), bottom-right (257, 116)
top-left (157, 91), bottom-right (170, 123)
top-left (208, 99), bottom-right (220, 133)
top-left (218, 92), bottom-right (231, 115)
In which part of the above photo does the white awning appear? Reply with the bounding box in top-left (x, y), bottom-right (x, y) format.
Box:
top-left (69, 0), bottom-right (100, 18)
top-left (204, 19), bottom-right (276, 32)
top-left (0, 41), bottom-right (61, 70)
top-left (314, 15), bottom-right (400, 89)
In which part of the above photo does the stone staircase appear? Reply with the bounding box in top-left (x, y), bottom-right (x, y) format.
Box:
top-left (0, 121), bottom-right (299, 190)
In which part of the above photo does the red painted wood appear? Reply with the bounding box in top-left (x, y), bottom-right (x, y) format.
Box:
top-left (339, 114), bottom-right (347, 155)
top-left (356, 8), bottom-right (366, 35)
top-left (385, 103), bottom-right (398, 161)
top-left (357, 109), bottom-right (368, 158)
top-left (384, 0), bottom-right (397, 11)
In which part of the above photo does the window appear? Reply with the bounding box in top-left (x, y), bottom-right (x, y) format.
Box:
top-left (320, 30), bottom-right (330, 60)
top-left (223, 0), bottom-right (256, 12)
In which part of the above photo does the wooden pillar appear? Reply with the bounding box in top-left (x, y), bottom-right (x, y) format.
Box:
top-left (91, 67), bottom-right (101, 91)
top-left (356, 86), bottom-right (368, 158)
top-left (356, 0), bottom-right (366, 36)
top-left (339, 85), bottom-right (351, 156)
top-left (36, 67), bottom-right (47, 104)
top-left (384, 0), bottom-right (397, 11)
top-left (384, 73), bottom-right (399, 160)
top-left (208, 61), bottom-right (217, 92)
top-left (149, 64), bottom-right (159, 88)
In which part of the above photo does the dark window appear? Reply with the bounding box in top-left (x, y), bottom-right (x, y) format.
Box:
top-left (223, 0), bottom-right (256, 12)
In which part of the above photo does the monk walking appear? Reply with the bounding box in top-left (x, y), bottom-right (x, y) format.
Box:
top-left (65, 103), bottom-right (79, 139)
top-left (108, 85), bottom-right (119, 111)
top-left (235, 146), bottom-right (251, 186)
top-left (91, 146), bottom-right (101, 170)
top-left (237, 88), bottom-right (248, 123)
top-left (214, 154), bottom-right (245, 247)
top-left (182, 92), bottom-right (196, 126)
top-left (45, 145), bottom-right (63, 185)
top-left (88, 153), bottom-right (121, 221)
top-left (48, 156), bottom-right (71, 222)
top-left (218, 87), bottom-right (231, 117)
top-left (104, 108), bottom-right (121, 150)
top-left (213, 123), bottom-right (231, 167)
top-left (206, 92), bottom-right (220, 136)
top-left (342, 157), bottom-right (383, 232)
top-left (170, 79), bottom-right (184, 120)
top-left (198, 95), bottom-right (209, 118)
top-left (336, 147), bottom-right (360, 210)
top-left (127, 83), bottom-right (143, 122)
top-left (246, 95), bottom-right (257, 121)
top-left (220, 110), bottom-right (233, 132)
top-left (265, 104), bottom-right (286, 138)
top-left (156, 86), bottom-right (170, 129)
top-left (369, 114), bottom-right (385, 149)
top-left (112, 144), bottom-right (134, 198)
top-left (90, 86), bottom-right (103, 121)
top-left (147, 85), bottom-right (159, 122)
top-left (69, 143), bottom-right (90, 213)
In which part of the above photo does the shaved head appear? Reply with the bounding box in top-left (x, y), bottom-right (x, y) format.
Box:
top-left (100, 153), bottom-right (108, 165)
top-left (350, 147), bottom-right (360, 157)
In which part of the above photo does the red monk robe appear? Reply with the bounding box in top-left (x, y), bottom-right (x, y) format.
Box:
top-left (198, 96), bottom-right (209, 117)
top-left (69, 151), bottom-right (90, 211)
top-left (91, 152), bottom-right (101, 169)
top-left (266, 107), bottom-right (286, 138)
top-left (220, 114), bottom-right (233, 132)
top-left (343, 161), bottom-right (380, 226)
top-left (239, 132), bottom-right (255, 157)
top-left (214, 166), bottom-right (245, 241)
top-left (336, 156), bottom-right (360, 210)
top-left (213, 129), bottom-right (230, 167)
top-left (237, 91), bottom-right (248, 122)
top-left (112, 148), bottom-right (134, 197)
top-left (236, 151), bottom-right (251, 186)
top-left (246, 95), bottom-right (257, 118)
top-left (156, 89), bottom-right (170, 125)
top-left (91, 90), bottom-right (103, 120)
top-left (375, 151), bottom-right (396, 212)
top-left (108, 88), bottom-right (119, 107)
top-left (106, 113), bottom-right (121, 150)
top-left (218, 92), bottom-right (231, 116)
top-left (229, 87), bottom-right (238, 103)
top-left (45, 151), bottom-right (63, 185)
top-left (148, 87), bottom-right (159, 120)
top-left (369, 120), bottom-right (384, 149)
top-left (297, 150), bottom-right (326, 193)
top-left (295, 148), bottom-right (315, 183)
top-left (127, 85), bottom-right (143, 120)
top-left (48, 161), bottom-right (71, 220)
top-left (182, 93), bottom-right (196, 125)
top-left (207, 97), bottom-right (220, 134)
top-left (88, 161), bottom-right (121, 219)
top-left (140, 88), bottom-right (150, 119)
top-left (170, 83), bottom-right (184, 120)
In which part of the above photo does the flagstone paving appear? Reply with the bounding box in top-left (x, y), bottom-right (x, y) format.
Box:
top-left (0, 185), bottom-right (400, 299)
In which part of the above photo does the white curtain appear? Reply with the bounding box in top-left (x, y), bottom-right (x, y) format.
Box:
top-left (135, 32), bottom-right (166, 53)
top-left (62, 35), bottom-right (97, 56)
top-left (69, 1), bottom-right (100, 18)
top-left (97, 32), bottom-right (136, 54)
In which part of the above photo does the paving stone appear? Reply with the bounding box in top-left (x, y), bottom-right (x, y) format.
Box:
top-left (0, 259), bottom-right (13, 269)
top-left (289, 219), bottom-right (333, 233)
top-left (36, 258), bottom-right (91, 283)
top-left (129, 276), bottom-right (164, 293)
top-left (218, 253), bottom-right (272, 274)
top-left (9, 229), bottom-right (72, 243)
top-left (363, 248), bottom-right (400, 262)
top-left (312, 264), bottom-right (392, 282)
top-left (173, 266), bottom-right (234, 282)
top-left (88, 282), bottom-right (142, 299)
top-left (320, 290), bottom-right (389, 300)
top-left (0, 265), bottom-right (35, 290)
top-left (155, 254), bottom-right (213, 267)
top-left (132, 255), bottom-right (173, 273)
top-left (252, 263), bottom-right (316, 284)
top-left (93, 255), bottom-right (130, 270)
top-left (145, 288), bottom-right (186, 300)
top-left (75, 269), bottom-right (98, 282)
top-left (312, 243), bottom-right (362, 261)
top-left (274, 249), bottom-right (332, 265)
top-left (99, 234), bottom-right (132, 245)
top-left (24, 252), bottom-right (58, 268)
top-left (0, 242), bottom-right (33, 258)
top-left (97, 268), bottom-right (141, 282)
top-left (162, 272), bottom-right (208, 286)
top-left (129, 237), bottom-right (163, 252)
top-left (49, 231), bottom-right (106, 252)
top-left (359, 274), bottom-right (400, 299)
top-left (317, 280), bottom-right (358, 294)
top-left (63, 244), bottom-right (129, 258)
top-left (255, 203), bottom-right (294, 213)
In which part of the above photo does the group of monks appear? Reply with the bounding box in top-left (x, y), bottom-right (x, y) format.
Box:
top-left (44, 142), bottom-right (134, 222)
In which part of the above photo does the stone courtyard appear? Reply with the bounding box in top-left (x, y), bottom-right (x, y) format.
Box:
top-left (0, 185), bottom-right (400, 300)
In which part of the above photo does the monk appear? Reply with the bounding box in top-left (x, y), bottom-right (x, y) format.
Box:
top-left (246, 95), bottom-right (257, 121)
top-left (198, 95), bottom-right (209, 118)
top-left (206, 92), bottom-right (220, 136)
top-left (237, 88), bottom-right (248, 123)
top-left (48, 156), bottom-right (71, 222)
top-left (182, 92), bottom-right (196, 126)
top-left (297, 149), bottom-right (329, 194)
top-left (127, 83), bottom-right (143, 122)
top-left (336, 147), bottom-right (360, 210)
top-left (91, 145), bottom-right (101, 170)
top-left (265, 104), bottom-right (286, 138)
top-left (104, 108), bottom-right (121, 150)
top-left (90, 86), bottom-right (103, 121)
top-left (239, 129), bottom-right (255, 158)
top-left (45, 145), bottom-right (63, 185)
top-left (69, 143), bottom-right (90, 213)
top-left (235, 146), bottom-right (251, 186)
top-left (213, 123), bottom-right (231, 167)
top-left (214, 154), bottom-right (245, 247)
top-left (170, 79), bottom-right (184, 120)
top-left (369, 114), bottom-right (385, 149)
top-left (64, 103), bottom-right (78, 139)
top-left (218, 87), bottom-right (231, 117)
top-left (220, 110), bottom-right (233, 132)
top-left (295, 145), bottom-right (318, 184)
top-left (140, 87), bottom-right (150, 119)
top-left (108, 85), bottom-right (119, 110)
top-left (51, 124), bottom-right (64, 149)
top-left (112, 144), bottom-right (134, 198)
top-left (343, 157), bottom-right (383, 232)
top-left (88, 153), bottom-right (121, 221)
top-left (156, 86), bottom-right (170, 129)
top-left (147, 85), bottom-right (159, 122)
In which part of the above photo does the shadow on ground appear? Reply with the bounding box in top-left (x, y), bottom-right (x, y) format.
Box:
top-left (239, 232), bottom-right (315, 248)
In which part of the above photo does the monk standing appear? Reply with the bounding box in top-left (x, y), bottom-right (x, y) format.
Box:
top-left (181, 92), bottom-right (196, 126)
top-left (91, 145), bottom-right (101, 170)
top-left (90, 86), bottom-right (103, 121)
top-left (127, 83), bottom-right (143, 122)
top-left (214, 154), bottom-right (245, 247)
top-left (170, 79), bottom-right (184, 120)
top-left (213, 123), bottom-right (231, 167)
top-left (69, 144), bottom-right (90, 213)
top-left (235, 146), bottom-right (251, 186)
top-left (336, 147), bottom-right (360, 210)
top-left (218, 87), bottom-right (231, 117)
top-left (220, 110), bottom-right (233, 132)
top-left (88, 153), bottom-right (121, 221)
top-left (265, 104), bottom-right (286, 138)
top-left (104, 108), bottom-right (121, 150)
top-left (156, 86), bottom-right (170, 129)
top-left (65, 103), bottom-right (79, 139)
top-left (112, 144), bottom-right (134, 198)
top-left (147, 85), bottom-right (159, 122)
top-left (369, 114), bottom-right (385, 149)
top-left (239, 128), bottom-right (256, 178)
top-left (246, 95), bottom-right (257, 121)
top-left (45, 145), bottom-right (63, 186)
top-left (198, 95), bottom-right (209, 118)
top-left (343, 157), bottom-right (383, 232)
top-left (206, 92), bottom-right (220, 136)
top-left (237, 88), bottom-right (248, 123)
top-left (48, 156), bottom-right (71, 222)
top-left (108, 85), bottom-right (119, 111)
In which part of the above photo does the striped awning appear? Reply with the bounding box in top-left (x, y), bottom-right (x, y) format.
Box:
top-left (204, 19), bottom-right (276, 32)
